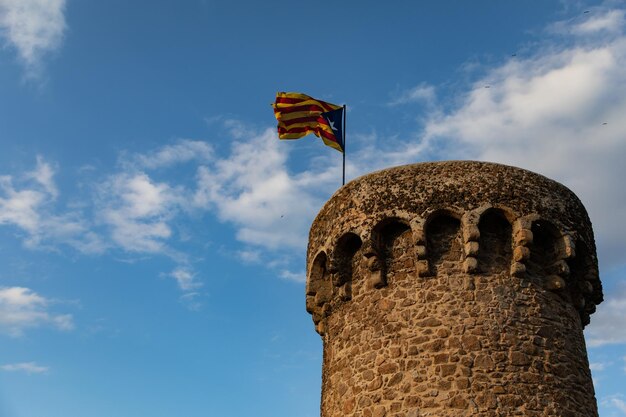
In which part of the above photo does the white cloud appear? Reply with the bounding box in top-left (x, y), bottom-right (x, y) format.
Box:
top-left (194, 128), bottom-right (332, 251)
top-left (585, 282), bottom-right (626, 347)
top-left (573, 9), bottom-right (625, 35)
top-left (1, 362), bottom-right (49, 374)
top-left (279, 270), bottom-right (306, 283)
top-left (406, 7), bottom-right (626, 266)
top-left (237, 249), bottom-right (262, 264)
top-left (98, 173), bottom-right (181, 253)
top-left (179, 291), bottom-right (203, 311)
top-left (133, 139), bottom-right (213, 170)
top-left (0, 158), bottom-right (105, 254)
top-left (0, 174), bottom-right (45, 233)
top-left (388, 83), bottom-right (436, 106)
top-left (589, 362), bottom-right (608, 372)
top-left (0, 286), bottom-right (73, 337)
top-left (25, 156), bottom-right (58, 199)
top-left (0, 0), bottom-right (66, 75)
top-left (602, 394), bottom-right (626, 415)
top-left (168, 266), bottom-right (202, 291)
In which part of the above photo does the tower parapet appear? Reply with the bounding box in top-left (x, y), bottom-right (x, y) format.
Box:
top-left (306, 161), bottom-right (603, 417)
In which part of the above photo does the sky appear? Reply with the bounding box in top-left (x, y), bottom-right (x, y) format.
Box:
top-left (0, 1), bottom-right (625, 416)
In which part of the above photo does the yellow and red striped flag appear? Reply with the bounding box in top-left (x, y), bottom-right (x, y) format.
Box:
top-left (272, 92), bottom-right (344, 152)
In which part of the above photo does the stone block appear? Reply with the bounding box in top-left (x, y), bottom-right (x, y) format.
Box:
top-left (545, 275), bottom-right (566, 290)
top-left (373, 405), bottom-right (387, 417)
top-left (514, 228), bottom-right (533, 246)
top-left (463, 257), bottom-right (478, 273)
top-left (415, 245), bottom-right (427, 259)
top-left (461, 335), bottom-right (481, 351)
top-left (513, 245), bottom-right (530, 262)
top-left (440, 364), bottom-right (456, 377)
top-left (579, 280), bottom-right (594, 294)
top-left (305, 296), bottom-right (316, 314)
top-left (369, 270), bottom-right (386, 289)
top-left (511, 261), bottom-right (526, 277)
top-left (416, 260), bottom-right (430, 277)
top-left (463, 225), bottom-right (480, 242)
top-left (547, 260), bottom-right (570, 276)
top-left (474, 354), bottom-right (495, 370)
top-left (379, 363), bottom-right (399, 375)
top-left (388, 372), bottom-right (403, 386)
top-left (337, 284), bottom-right (351, 301)
top-left (342, 398), bottom-right (356, 414)
top-left (465, 241), bottom-right (479, 256)
top-left (418, 317), bottom-right (442, 327)
top-left (413, 229), bottom-right (426, 245)
top-left (448, 394), bottom-right (468, 409)
top-left (509, 351), bottom-right (531, 366)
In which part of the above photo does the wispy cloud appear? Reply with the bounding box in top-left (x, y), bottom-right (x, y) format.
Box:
top-left (552, 8), bottom-right (626, 36)
top-left (590, 360), bottom-right (608, 388)
top-left (131, 139), bottom-right (213, 170)
top-left (574, 9), bottom-right (624, 35)
top-left (1, 361), bottom-right (49, 374)
top-left (602, 394), bottom-right (626, 415)
top-left (388, 83), bottom-right (436, 107)
top-left (0, 158), bottom-right (105, 254)
top-left (279, 270), bottom-right (306, 283)
top-left (167, 266), bottom-right (202, 292)
top-left (0, 172), bottom-right (46, 234)
top-left (98, 173), bottom-right (177, 253)
top-left (236, 249), bottom-right (262, 264)
top-left (394, 5), bottom-right (626, 266)
top-left (161, 266), bottom-right (204, 310)
top-left (26, 156), bottom-right (58, 198)
top-left (590, 362), bottom-right (608, 372)
top-left (0, 0), bottom-right (67, 76)
top-left (193, 128), bottom-right (331, 251)
top-left (0, 286), bottom-right (73, 337)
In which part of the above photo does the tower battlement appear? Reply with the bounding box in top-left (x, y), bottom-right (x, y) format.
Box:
top-left (306, 161), bottom-right (603, 417)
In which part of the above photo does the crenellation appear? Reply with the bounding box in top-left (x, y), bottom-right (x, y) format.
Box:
top-left (306, 161), bottom-right (602, 417)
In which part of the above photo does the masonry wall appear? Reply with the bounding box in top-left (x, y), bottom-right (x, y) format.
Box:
top-left (306, 161), bottom-right (603, 417)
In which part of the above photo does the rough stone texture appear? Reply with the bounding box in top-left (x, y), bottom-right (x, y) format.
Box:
top-left (306, 161), bottom-right (603, 417)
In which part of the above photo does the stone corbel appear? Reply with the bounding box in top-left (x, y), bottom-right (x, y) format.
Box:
top-left (328, 251), bottom-right (351, 301)
top-left (462, 211), bottom-right (480, 274)
top-left (362, 240), bottom-right (386, 288)
top-left (510, 217), bottom-right (533, 277)
top-left (545, 233), bottom-right (575, 293)
top-left (412, 224), bottom-right (430, 277)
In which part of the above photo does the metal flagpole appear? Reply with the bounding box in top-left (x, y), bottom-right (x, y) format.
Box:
top-left (342, 104), bottom-right (346, 186)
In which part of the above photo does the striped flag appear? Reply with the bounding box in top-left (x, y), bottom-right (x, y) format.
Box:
top-left (272, 92), bottom-right (344, 152)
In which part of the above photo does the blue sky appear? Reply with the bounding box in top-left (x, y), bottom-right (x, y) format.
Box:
top-left (1, 1), bottom-right (626, 416)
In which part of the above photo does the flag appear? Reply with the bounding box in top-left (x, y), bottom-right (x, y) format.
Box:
top-left (272, 92), bottom-right (344, 152)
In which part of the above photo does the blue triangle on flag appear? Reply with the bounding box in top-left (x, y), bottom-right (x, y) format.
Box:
top-left (321, 108), bottom-right (344, 151)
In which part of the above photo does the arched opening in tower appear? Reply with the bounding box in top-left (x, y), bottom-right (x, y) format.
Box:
top-left (477, 209), bottom-right (513, 273)
top-left (334, 232), bottom-right (363, 301)
top-left (567, 239), bottom-right (602, 325)
top-left (426, 213), bottom-right (462, 275)
top-left (526, 220), bottom-right (560, 283)
top-left (374, 219), bottom-right (412, 284)
top-left (306, 251), bottom-right (331, 323)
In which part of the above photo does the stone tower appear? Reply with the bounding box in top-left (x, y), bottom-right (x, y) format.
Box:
top-left (305, 161), bottom-right (603, 417)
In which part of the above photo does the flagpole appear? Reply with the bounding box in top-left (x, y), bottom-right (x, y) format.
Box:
top-left (342, 104), bottom-right (346, 186)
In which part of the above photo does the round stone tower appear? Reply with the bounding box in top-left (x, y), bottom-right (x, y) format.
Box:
top-left (306, 161), bottom-right (603, 417)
